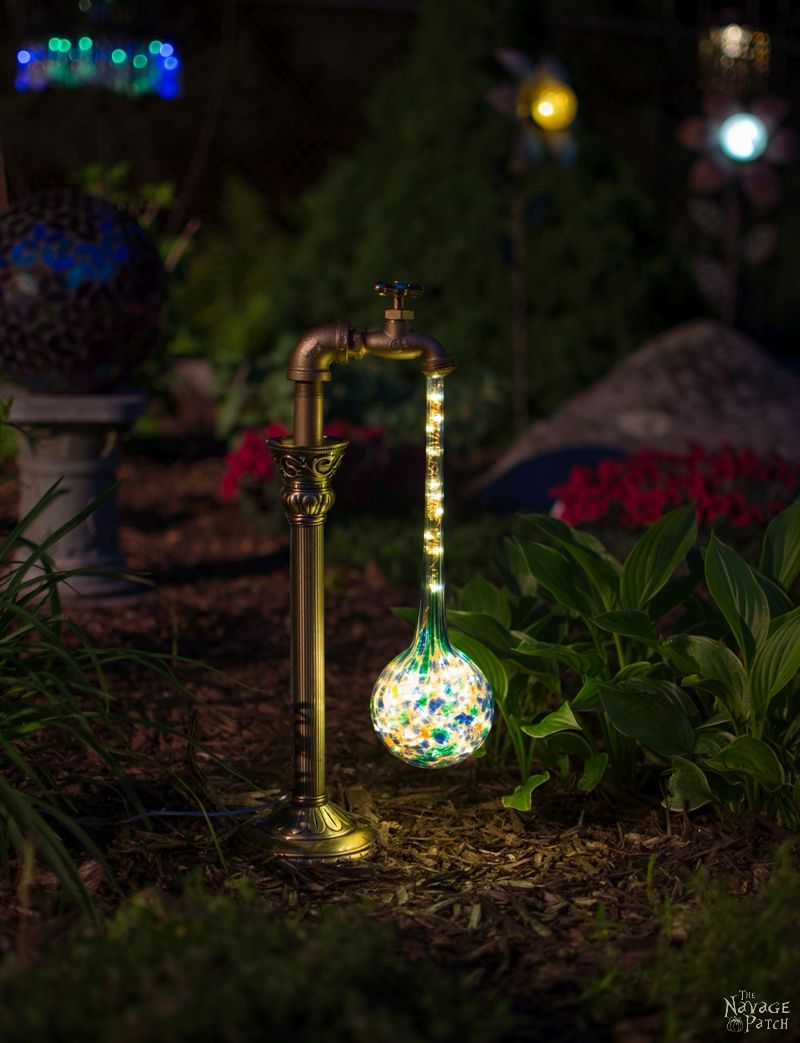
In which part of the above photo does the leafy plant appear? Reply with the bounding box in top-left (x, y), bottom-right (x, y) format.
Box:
top-left (415, 501), bottom-right (800, 824)
top-left (583, 844), bottom-right (800, 1042)
top-left (0, 481), bottom-right (246, 913)
top-left (0, 877), bottom-right (516, 1043)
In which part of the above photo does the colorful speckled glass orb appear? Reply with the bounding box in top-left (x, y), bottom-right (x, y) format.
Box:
top-left (371, 376), bottom-right (494, 768)
top-left (0, 187), bottom-right (165, 392)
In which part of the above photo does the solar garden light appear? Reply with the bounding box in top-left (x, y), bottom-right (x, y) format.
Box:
top-left (717, 111), bottom-right (769, 162)
top-left (252, 282), bottom-right (494, 863)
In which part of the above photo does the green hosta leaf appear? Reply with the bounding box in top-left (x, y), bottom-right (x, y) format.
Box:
top-left (620, 503), bottom-right (697, 611)
top-left (709, 736), bottom-right (784, 791)
top-left (492, 536), bottom-right (538, 597)
top-left (590, 610), bottom-right (657, 645)
top-left (753, 568), bottom-right (794, 618)
top-left (749, 615), bottom-right (800, 721)
top-left (600, 681), bottom-right (696, 757)
top-left (705, 534), bottom-right (769, 664)
top-left (449, 630), bottom-right (508, 706)
top-left (521, 702), bottom-right (579, 738)
top-left (573, 677), bottom-right (602, 711)
top-left (544, 731), bottom-right (594, 759)
top-left (503, 672), bottom-right (530, 718)
top-left (520, 668), bottom-right (562, 697)
top-left (704, 768), bottom-right (745, 805)
top-left (512, 636), bottom-right (602, 676)
top-left (768, 603), bottom-right (800, 636)
top-left (501, 771), bottom-right (550, 811)
top-left (665, 756), bottom-right (715, 811)
top-left (647, 572), bottom-right (700, 621)
top-left (391, 606), bottom-right (417, 628)
top-left (459, 578), bottom-right (511, 628)
top-left (760, 498), bottom-right (800, 591)
top-left (446, 611), bottom-right (514, 654)
top-left (660, 634), bottom-right (749, 718)
top-left (614, 661), bottom-right (658, 683)
top-left (578, 752), bottom-right (608, 793)
top-left (515, 538), bottom-right (596, 615)
top-left (694, 730), bottom-right (737, 757)
top-left (518, 515), bottom-right (620, 605)
top-left (519, 514), bottom-right (619, 563)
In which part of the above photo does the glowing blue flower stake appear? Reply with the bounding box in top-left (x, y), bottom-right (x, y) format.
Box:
top-left (371, 376), bottom-right (494, 767)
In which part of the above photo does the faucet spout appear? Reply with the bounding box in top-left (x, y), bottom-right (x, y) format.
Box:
top-left (363, 328), bottom-right (456, 377)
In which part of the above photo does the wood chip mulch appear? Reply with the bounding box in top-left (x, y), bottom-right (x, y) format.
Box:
top-left (0, 451), bottom-right (789, 1042)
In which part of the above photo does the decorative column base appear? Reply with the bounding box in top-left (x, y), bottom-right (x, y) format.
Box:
top-left (244, 435), bottom-right (376, 864)
top-left (248, 797), bottom-right (374, 863)
top-left (9, 390), bottom-right (149, 603)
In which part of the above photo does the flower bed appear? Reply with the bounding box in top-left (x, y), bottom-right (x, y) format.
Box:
top-left (550, 445), bottom-right (800, 529)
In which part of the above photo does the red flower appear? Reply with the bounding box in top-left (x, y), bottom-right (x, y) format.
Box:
top-left (549, 444), bottom-right (799, 530)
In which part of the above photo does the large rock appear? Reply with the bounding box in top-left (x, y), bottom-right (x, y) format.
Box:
top-left (476, 320), bottom-right (800, 491)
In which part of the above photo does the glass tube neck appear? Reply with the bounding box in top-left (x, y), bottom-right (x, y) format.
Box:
top-left (413, 375), bottom-right (450, 651)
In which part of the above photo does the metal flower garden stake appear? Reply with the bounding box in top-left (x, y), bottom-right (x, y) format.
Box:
top-left (487, 49), bottom-right (578, 435)
top-left (678, 20), bottom-right (798, 325)
top-left (253, 283), bottom-right (494, 863)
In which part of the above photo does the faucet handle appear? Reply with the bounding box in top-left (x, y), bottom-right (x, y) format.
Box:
top-left (374, 281), bottom-right (424, 314)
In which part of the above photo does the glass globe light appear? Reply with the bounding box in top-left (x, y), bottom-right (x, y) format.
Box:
top-left (371, 377), bottom-right (494, 768)
top-left (718, 112), bottom-right (768, 162)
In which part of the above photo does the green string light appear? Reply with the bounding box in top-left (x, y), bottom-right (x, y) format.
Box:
top-left (111, 48), bottom-right (126, 64)
top-left (78, 37), bottom-right (93, 51)
top-left (132, 54), bottom-right (147, 69)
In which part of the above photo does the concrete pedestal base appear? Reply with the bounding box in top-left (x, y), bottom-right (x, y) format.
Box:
top-left (10, 391), bottom-right (150, 603)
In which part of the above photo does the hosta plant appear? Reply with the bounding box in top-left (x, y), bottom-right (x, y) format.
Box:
top-left (417, 500), bottom-right (800, 825)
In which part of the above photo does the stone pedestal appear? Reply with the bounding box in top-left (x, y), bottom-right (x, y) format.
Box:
top-left (10, 391), bottom-right (149, 603)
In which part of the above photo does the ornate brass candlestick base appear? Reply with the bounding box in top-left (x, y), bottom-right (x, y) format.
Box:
top-left (252, 796), bottom-right (374, 862)
top-left (250, 438), bottom-right (375, 862)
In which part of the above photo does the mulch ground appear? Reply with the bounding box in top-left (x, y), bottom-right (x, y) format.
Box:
top-left (0, 448), bottom-right (788, 1042)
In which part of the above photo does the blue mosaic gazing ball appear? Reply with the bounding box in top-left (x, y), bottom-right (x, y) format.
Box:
top-left (0, 187), bottom-right (166, 392)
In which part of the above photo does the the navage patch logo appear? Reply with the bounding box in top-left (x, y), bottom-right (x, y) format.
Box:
top-left (725, 990), bottom-right (790, 1033)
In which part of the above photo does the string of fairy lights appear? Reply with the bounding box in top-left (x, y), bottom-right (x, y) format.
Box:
top-left (423, 377), bottom-right (445, 596)
top-left (15, 36), bottom-right (181, 97)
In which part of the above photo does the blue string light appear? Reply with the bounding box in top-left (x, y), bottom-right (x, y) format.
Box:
top-left (14, 37), bottom-right (182, 98)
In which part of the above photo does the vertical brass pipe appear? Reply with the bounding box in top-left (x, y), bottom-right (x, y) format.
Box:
top-left (291, 378), bottom-right (325, 804)
top-left (291, 514), bottom-right (325, 805)
top-left (293, 381), bottom-right (324, 446)
top-left (254, 379), bottom-right (373, 861)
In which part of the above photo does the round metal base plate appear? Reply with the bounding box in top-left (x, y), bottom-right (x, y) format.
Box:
top-left (246, 798), bottom-right (375, 863)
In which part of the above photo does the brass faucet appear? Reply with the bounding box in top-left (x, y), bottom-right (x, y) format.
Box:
top-left (252, 282), bottom-right (455, 862)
